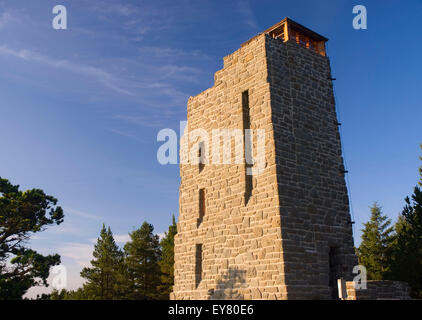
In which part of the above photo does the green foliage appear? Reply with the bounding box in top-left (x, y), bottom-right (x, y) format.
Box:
top-left (80, 224), bottom-right (124, 300)
top-left (158, 215), bottom-right (177, 299)
top-left (385, 145), bottom-right (422, 298)
top-left (419, 144), bottom-right (422, 188)
top-left (49, 288), bottom-right (88, 300)
top-left (61, 219), bottom-right (176, 300)
top-left (123, 221), bottom-right (162, 300)
top-left (49, 289), bottom-right (65, 300)
top-left (357, 203), bottom-right (394, 280)
top-left (0, 177), bottom-right (63, 299)
top-left (389, 186), bottom-right (422, 298)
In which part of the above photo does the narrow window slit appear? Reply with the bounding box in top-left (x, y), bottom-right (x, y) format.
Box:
top-left (242, 90), bottom-right (253, 204)
top-left (198, 141), bottom-right (205, 173)
top-left (197, 188), bottom-right (205, 226)
top-left (195, 244), bottom-right (203, 288)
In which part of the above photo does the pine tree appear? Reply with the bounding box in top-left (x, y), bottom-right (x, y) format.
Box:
top-left (49, 289), bottom-right (65, 300)
top-left (0, 177), bottom-right (64, 299)
top-left (158, 215), bottom-right (177, 299)
top-left (357, 203), bottom-right (394, 280)
top-left (49, 288), bottom-right (88, 300)
top-left (389, 187), bottom-right (422, 298)
top-left (80, 224), bottom-right (123, 300)
top-left (123, 221), bottom-right (161, 300)
top-left (419, 143), bottom-right (422, 188)
top-left (389, 144), bottom-right (422, 298)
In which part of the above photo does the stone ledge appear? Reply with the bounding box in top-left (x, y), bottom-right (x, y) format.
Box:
top-left (345, 280), bottom-right (411, 300)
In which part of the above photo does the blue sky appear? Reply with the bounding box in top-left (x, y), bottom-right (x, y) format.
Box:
top-left (0, 0), bottom-right (421, 297)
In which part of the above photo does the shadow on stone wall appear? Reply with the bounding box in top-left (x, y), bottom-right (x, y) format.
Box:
top-left (208, 268), bottom-right (246, 300)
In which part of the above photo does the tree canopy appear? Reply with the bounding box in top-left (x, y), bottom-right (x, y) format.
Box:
top-left (0, 177), bottom-right (64, 299)
top-left (123, 221), bottom-right (162, 300)
top-left (158, 215), bottom-right (177, 299)
top-left (357, 203), bottom-right (394, 280)
top-left (80, 224), bottom-right (124, 300)
top-left (388, 185), bottom-right (422, 298)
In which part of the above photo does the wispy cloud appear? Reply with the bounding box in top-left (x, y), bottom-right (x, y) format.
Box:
top-left (114, 234), bottom-right (131, 244)
top-left (0, 11), bottom-right (15, 29)
top-left (0, 44), bottom-right (199, 110)
top-left (236, 0), bottom-right (258, 30)
top-left (156, 64), bottom-right (203, 83)
top-left (25, 263), bottom-right (86, 298)
top-left (157, 232), bottom-right (165, 240)
top-left (64, 207), bottom-right (103, 221)
top-left (89, 232), bottom-right (161, 246)
top-left (0, 43), bottom-right (195, 130)
top-left (138, 46), bottom-right (212, 60)
top-left (0, 45), bottom-right (133, 95)
top-left (111, 113), bottom-right (183, 129)
top-left (106, 128), bottom-right (145, 143)
top-left (89, 1), bottom-right (141, 18)
top-left (110, 3), bottom-right (140, 17)
top-left (86, 0), bottom-right (171, 41)
top-left (59, 242), bottom-right (93, 267)
top-left (46, 223), bottom-right (86, 236)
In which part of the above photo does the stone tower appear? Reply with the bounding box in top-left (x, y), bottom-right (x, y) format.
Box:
top-left (172, 18), bottom-right (357, 300)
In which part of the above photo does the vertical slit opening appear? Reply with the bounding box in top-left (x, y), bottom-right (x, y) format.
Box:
top-left (197, 188), bottom-right (205, 226)
top-left (198, 141), bottom-right (205, 173)
top-left (195, 244), bottom-right (203, 288)
top-left (242, 90), bottom-right (253, 204)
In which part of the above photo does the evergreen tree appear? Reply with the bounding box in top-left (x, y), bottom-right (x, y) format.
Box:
top-left (389, 187), bottom-right (422, 298)
top-left (0, 177), bottom-right (64, 299)
top-left (80, 224), bottom-right (123, 300)
top-left (419, 143), bottom-right (422, 188)
top-left (389, 144), bottom-right (422, 298)
top-left (357, 203), bottom-right (394, 280)
top-left (49, 288), bottom-right (89, 300)
top-left (49, 289), bottom-right (65, 300)
top-left (123, 221), bottom-right (161, 300)
top-left (158, 215), bottom-right (177, 299)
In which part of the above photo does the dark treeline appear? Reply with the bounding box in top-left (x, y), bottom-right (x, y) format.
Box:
top-left (49, 217), bottom-right (177, 300)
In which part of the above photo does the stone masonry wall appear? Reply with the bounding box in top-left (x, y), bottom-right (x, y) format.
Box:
top-left (266, 38), bottom-right (357, 299)
top-left (172, 32), bottom-right (357, 300)
top-left (346, 281), bottom-right (411, 300)
top-left (173, 34), bottom-right (286, 300)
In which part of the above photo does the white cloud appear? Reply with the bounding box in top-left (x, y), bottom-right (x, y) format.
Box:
top-left (89, 233), bottom-right (163, 245)
top-left (156, 64), bottom-right (202, 83)
top-left (0, 44), bottom-right (196, 111)
top-left (112, 3), bottom-right (139, 17)
top-left (89, 234), bottom-right (130, 245)
top-left (24, 265), bottom-right (86, 299)
top-left (0, 45), bottom-right (134, 95)
top-left (64, 207), bottom-right (103, 221)
top-left (236, 0), bottom-right (258, 30)
top-left (114, 234), bottom-right (131, 244)
top-left (138, 46), bottom-right (211, 60)
top-left (59, 242), bottom-right (93, 268)
top-left (106, 128), bottom-right (145, 143)
top-left (0, 12), bottom-right (11, 28)
top-left (45, 222), bottom-right (86, 236)
top-left (89, 1), bottom-right (140, 17)
top-left (111, 114), bottom-right (177, 128)
top-left (0, 11), bottom-right (15, 29)
top-left (157, 232), bottom-right (165, 240)
top-left (86, 0), bottom-right (170, 41)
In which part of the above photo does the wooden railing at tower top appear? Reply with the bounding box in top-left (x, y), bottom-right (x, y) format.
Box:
top-left (252, 17), bottom-right (328, 56)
